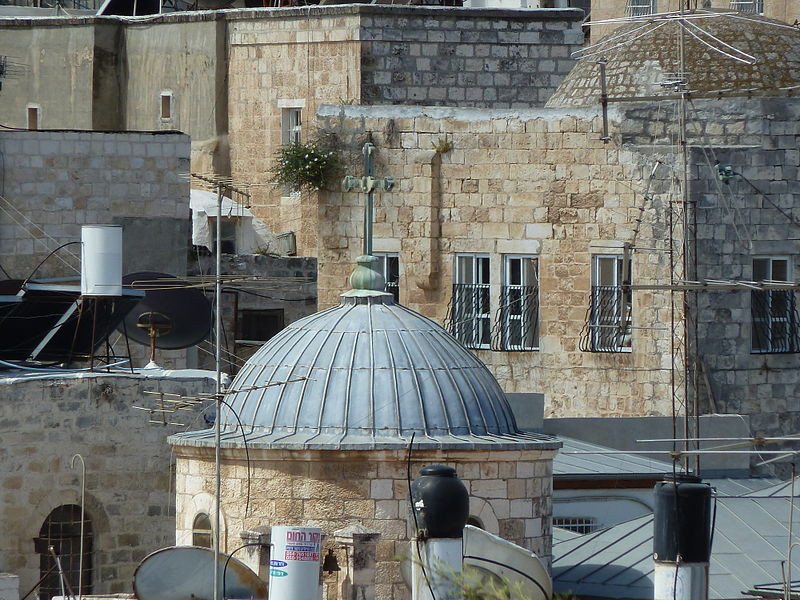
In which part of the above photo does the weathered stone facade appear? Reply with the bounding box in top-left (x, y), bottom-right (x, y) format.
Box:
top-left (173, 446), bottom-right (555, 600)
top-left (0, 372), bottom-right (215, 597)
top-left (0, 6), bottom-right (584, 257)
top-left (0, 130), bottom-right (191, 282)
top-left (316, 104), bottom-right (677, 418)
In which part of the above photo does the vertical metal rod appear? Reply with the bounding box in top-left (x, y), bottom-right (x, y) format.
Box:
top-left (214, 184), bottom-right (223, 600)
top-left (362, 143), bottom-right (375, 256)
top-left (70, 454), bottom-right (86, 600)
top-left (597, 59), bottom-right (610, 143)
top-left (786, 463), bottom-right (796, 600)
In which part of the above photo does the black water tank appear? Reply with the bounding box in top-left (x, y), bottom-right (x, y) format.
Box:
top-left (410, 465), bottom-right (469, 539)
top-left (653, 474), bottom-right (713, 563)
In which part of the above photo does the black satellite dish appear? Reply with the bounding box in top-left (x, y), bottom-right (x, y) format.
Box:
top-left (120, 272), bottom-right (212, 351)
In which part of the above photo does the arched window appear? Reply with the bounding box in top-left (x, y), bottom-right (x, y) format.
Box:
top-left (192, 513), bottom-right (212, 548)
top-left (35, 505), bottom-right (93, 600)
top-left (466, 516), bottom-right (485, 529)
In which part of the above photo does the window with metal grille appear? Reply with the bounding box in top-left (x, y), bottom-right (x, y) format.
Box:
top-left (35, 505), bottom-right (93, 600)
top-left (446, 254), bottom-right (491, 349)
top-left (553, 516), bottom-right (597, 535)
top-left (192, 513), bottom-right (213, 548)
top-left (752, 257), bottom-right (799, 354)
top-left (729, 0), bottom-right (763, 13)
top-left (374, 253), bottom-right (400, 302)
top-left (625, 0), bottom-right (656, 16)
top-left (493, 255), bottom-right (539, 351)
top-left (580, 255), bottom-right (632, 353)
top-left (237, 309), bottom-right (284, 345)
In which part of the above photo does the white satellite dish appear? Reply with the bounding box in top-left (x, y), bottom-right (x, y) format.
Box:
top-left (133, 546), bottom-right (267, 600)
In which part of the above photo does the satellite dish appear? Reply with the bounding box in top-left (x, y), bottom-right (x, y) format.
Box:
top-left (119, 272), bottom-right (212, 351)
top-left (134, 546), bottom-right (267, 600)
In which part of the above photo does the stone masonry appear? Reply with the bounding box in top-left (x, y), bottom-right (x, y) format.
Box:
top-left (0, 130), bottom-right (191, 282)
top-left (316, 104), bottom-right (677, 419)
top-left (0, 372), bottom-right (216, 597)
top-left (173, 446), bottom-right (556, 600)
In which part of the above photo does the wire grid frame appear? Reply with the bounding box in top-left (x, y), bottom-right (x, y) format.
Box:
top-left (36, 504), bottom-right (93, 600)
top-left (490, 284), bottom-right (540, 352)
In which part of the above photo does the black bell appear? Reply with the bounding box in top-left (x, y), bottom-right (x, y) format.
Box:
top-left (322, 549), bottom-right (340, 573)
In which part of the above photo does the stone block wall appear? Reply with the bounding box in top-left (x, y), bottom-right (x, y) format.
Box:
top-left (0, 130), bottom-right (191, 281)
top-left (315, 104), bottom-right (677, 418)
top-left (173, 446), bottom-right (556, 600)
top-left (689, 97), bottom-right (800, 454)
top-left (0, 373), bottom-right (216, 597)
top-left (358, 8), bottom-right (584, 108)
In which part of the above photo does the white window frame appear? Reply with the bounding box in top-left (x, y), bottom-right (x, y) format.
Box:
top-left (26, 104), bottom-right (40, 130)
top-left (752, 256), bottom-right (797, 353)
top-left (500, 254), bottom-right (539, 351)
top-left (729, 0), bottom-right (763, 14)
top-left (590, 255), bottom-right (632, 352)
top-left (373, 252), bottom-right (400, 302)
top-left (160, 90), bottom-right (174, 122)
top-left (281, 107), bottom-right (302, 146)
top-left (452, 254), bottom-right (491, 349)
top-left (625, 0), bottom-right (656, 16)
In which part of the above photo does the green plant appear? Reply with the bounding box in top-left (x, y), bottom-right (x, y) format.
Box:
top-left (432, 136), bottom-right (453, 154)
top-left (270, 135), bottom-right (340, 193)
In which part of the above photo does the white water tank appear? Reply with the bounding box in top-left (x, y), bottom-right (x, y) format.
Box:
top-left (269, 526), bottom-right (322, 600)
top-left (81, 225), bottom-right (123, 296)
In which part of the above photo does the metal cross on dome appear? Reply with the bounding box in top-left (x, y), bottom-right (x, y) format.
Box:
top-left (342, 142), bottom-right (394, 256)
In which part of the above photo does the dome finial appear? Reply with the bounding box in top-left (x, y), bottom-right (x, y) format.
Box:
top-left (341, 140), bottom-right (395, 295)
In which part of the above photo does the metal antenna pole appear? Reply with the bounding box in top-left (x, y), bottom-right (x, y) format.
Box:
top-left (70, 454), bottom-right (86, 600)
top-left (214, 183), bottom-right (222, 600)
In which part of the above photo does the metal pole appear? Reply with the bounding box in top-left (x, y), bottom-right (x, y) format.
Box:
top-left (214, 184), bottom-right (223, 600)
top-left (70, 454), bottom-right (86, 600)
top-left (362, 143), bottom-right (375, 257)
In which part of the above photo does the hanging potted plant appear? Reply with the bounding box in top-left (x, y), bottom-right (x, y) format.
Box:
top-left (270, 135), bottom-right (340, 193)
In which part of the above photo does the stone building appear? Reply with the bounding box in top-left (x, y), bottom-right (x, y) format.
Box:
top-left (170, 260), bottom-right (560, 600)
top-left (0, 6), bottom-right (585, 256)
top-left (305, 11), bottom-right (800, 452)
top-left (0, 370), bottom-right (217, 600)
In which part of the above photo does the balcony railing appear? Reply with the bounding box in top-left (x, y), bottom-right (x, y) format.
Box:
top-left (444, 284), bottom-right (491, 349)
top-left (491, 285), bottom-right (539, 351)
top-left (752, 290), bottom-right (800, 353)
top-left (729, 0), bottom-right (763, 13)
top-left (580, 285), bottom-right (632, 353)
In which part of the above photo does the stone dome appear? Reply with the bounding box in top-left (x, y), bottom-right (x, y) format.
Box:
top-left (546, 10), bottom-right (800, 108)
top-left (173, 291), bottom-right (555, 450)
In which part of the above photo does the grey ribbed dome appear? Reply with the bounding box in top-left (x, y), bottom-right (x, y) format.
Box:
top-left (173, 293), bottom-right (556, 450)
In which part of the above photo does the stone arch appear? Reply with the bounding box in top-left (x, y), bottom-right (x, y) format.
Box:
top-left (179, 492), bottom-right (228, 552)
top-left (468, 497), bottom-right (499, 535)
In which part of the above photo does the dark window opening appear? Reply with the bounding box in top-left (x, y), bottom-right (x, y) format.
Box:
top-left (237, 309), bottom-right (285, 345)
top-left (192, 513), bottom-right (212, 548)
top-left (35, 505), bottom-right (93, 600)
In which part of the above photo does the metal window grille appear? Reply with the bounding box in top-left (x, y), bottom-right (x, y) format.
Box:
top-left (446, 284), bottom-right (492, 349)
top-left (492, 285), bottom-right (539, 351)
top-left (729, 0), bottom-right (763, 13)
top-left (553, 517), bottom-right (597, 535)
top-left (751, 290), bottom-right (800, 353)
top-left (625, 0), bottom-right (656, 16)
top-left (35, 505), bottom-right (93, 600)
top-left (580, 285), bottom-right (633, 352)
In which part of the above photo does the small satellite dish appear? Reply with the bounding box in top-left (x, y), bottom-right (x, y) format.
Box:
top-left (134, 546), bottom-right (267, 600)
top-left (120, 272), bottom-right (212, 351)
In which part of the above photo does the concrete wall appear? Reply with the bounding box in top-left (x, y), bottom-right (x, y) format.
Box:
top-left (0, 129), bottom-right (191, 281)
top-left (0, 372), bottom-right (215, 597)
top-left (315, 104), bottom-right (676, 419)
top-left (174, 446), bottom-right (556, 600)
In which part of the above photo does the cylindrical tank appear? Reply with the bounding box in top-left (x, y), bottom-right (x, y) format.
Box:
top-left (410, 464), bottom-right (469, 539)
top-left (653, 474), bottom-right (712, 563)
top-left (81, 225), bottom-right (123, 296)
top-left (268, 525), bottom-right (322, 600)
